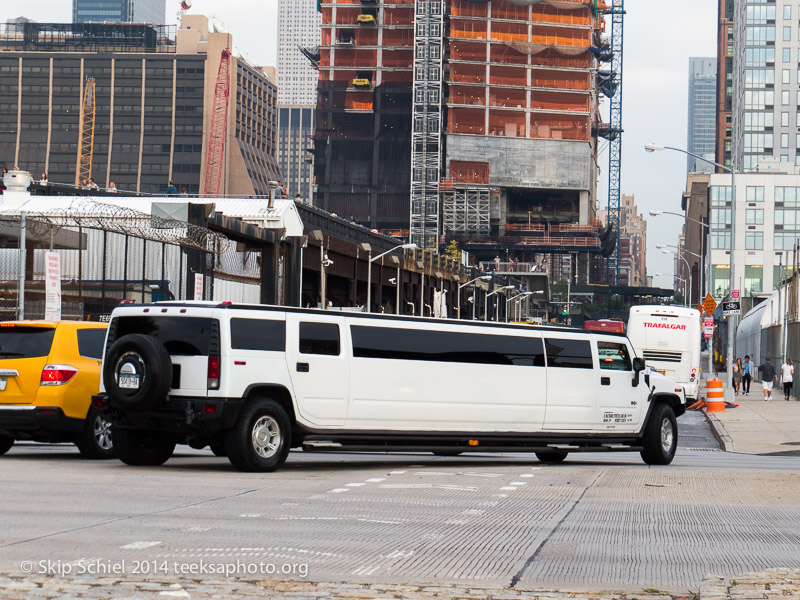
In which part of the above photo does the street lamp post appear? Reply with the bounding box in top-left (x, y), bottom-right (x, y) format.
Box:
top-left (458, 275), bottom-right (492, 320)
top-left (657, 243), bottom-right (702, 306)
top-left (367, 243), bottom-right (417, 313)
top-left (662, 249), bottom-right (691, 307)
top-left (507, 291), bottom-right (533, 322)
top-left (485, 285), bottom-right (514, 321)
top-left (646, 143), bottom-right (737, 402)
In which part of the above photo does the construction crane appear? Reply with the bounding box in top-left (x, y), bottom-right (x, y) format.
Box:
top-left (604, 0), bottom-right (624, 284)
top-left (202, 48), bottom-right (231, 196)
top-left (77, 77), bottom-right (96, 186)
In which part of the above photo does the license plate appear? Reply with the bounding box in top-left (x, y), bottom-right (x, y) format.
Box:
top-left (119, 374), bottom-right (140, 390)
top-left (0, 377), bottom-right (5, 391)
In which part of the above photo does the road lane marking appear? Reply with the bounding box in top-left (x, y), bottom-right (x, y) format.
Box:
top-left (345, 483), bottom-right (365, 487)
top-left (329, 488), bottom-right (350, 493)
top-left (499, 486), bottom-right (518, 491)
top-left (121, 541), bottom-right (162, 550)
top-left (365, 478), bottom-right (385, 482)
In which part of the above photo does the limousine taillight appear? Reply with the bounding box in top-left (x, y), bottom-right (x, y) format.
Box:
top-left (207, 355), bottom-right (220, 390)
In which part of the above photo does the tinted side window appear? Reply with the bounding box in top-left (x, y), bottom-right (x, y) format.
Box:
top-left (77, 329), bottom-right (106, 359)
top-left (0, 327), bottom-right (55, 358)
top-left (230, 318), bottom-right (285, 351)
top-left (300, 322), bottom-right (340, 356)
top-left (115, 317), bottom-right (212, 356)
top-left (545, 338), bottom-right (593, 369)
top-left (351, 325), bottom-right (545, 366)
top-left (597, 341), bottom-right (632, 371)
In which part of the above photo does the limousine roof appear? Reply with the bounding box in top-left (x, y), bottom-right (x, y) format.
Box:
top-left (116, 301), bottom-right (616, 337)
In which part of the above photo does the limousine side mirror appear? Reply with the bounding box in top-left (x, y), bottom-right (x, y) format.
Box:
top-left (632, 357), bottom-right (646, 387)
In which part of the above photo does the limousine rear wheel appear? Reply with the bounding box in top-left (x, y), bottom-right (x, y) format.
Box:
top-left (536, 451), bottom-right (568, 463)
top-left (640, 403), bottom-right (677, 465)
top-left (225, 398), bottom-right (291, 472)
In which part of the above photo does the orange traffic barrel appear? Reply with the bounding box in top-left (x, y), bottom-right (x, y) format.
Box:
top-left (706, 378), bottom-right (725, 412)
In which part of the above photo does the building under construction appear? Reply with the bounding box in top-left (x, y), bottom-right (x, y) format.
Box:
top-left (312, 0), bottom-right (613, 277)
top-left (0, 16), bottom-right (279, 196)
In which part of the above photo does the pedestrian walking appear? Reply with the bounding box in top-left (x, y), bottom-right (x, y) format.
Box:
top-left (781, 358), bottom-right (794, 401)
top-left (742, 355), bottom-right (753, 396)
top-left (758, 357), bottom-right (778, 401)
top-left (732, 357), bottom-right (742, 395)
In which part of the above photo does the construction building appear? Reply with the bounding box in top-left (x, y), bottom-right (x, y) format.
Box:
top-left (312, 0), bottom-right (612, 280)
top-left (277, 0), bottom-right (321, 203)
top-left (716, 0), bottom-right (733, 170)
top-left (0, 15), bottom-right (279, 196)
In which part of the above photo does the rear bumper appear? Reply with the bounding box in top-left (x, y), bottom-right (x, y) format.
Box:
top-left (0, 405), bottom-right (84, 437)
top-left (96, 394), bottom-right (245, 437)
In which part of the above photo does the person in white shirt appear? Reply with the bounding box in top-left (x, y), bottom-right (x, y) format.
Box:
top-left (782, 358), bottom-right (794, 401)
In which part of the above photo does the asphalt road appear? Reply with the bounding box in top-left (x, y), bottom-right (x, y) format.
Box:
top-left (1, 410), bottom-right (799, 593)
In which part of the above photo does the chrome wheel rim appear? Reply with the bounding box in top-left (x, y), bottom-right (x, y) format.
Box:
top-left (93, 415), bottom-right (113, 450)
top-left (660, 418), bottom-right (674, 454)
top-left (251, 416), bottom-right (280, 459)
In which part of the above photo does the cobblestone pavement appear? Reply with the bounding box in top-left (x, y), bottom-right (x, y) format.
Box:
top-left (1, 569), bottom-right (798, 599)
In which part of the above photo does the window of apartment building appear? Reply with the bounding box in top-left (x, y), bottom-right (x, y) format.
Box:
top-left (782, 112), bottom-right (790, 126)
top-left (776, 232), bottom-right (797, 249)
top-left (710, 186), bottom-right (732, 205)
top-left (745, 266), bottom-right (763, 295)
top-left (785, 5), bottom-right (792, 19)
top-left (745, 232), bottom-right (764, 250)
top-left (784, 26), bottom-right (792, 41)
top-left (776, 208), bottom-right (800, 226)
top-left (744, 133), bottom-right (774, 152)
top-left (711, 208), bottom-right (732, 228)
top-left (711, 231), bottom-right (732, 249)
top-left (783, 90), bottom-right (791, 105)
top-left (713, 265), bottom-right (731, 298)
top-left (744, 111), bottom-right (773, 130)
top-left (782, 132), bottom-right (791, 147)
top-left (745, 48), bottom-right (775, 66)
top-left (746, 6), bottom-right (776, 24)
top-left (744, 90), bottom-right (774, 109)
top-left (745, 69), bottom-right (774, 86)
top-left (782, 154), bottom-right (791, 162)
top-left (746, 186), bottom-right (765, 202)
top-left (776, 187), bottom-right (800, 205)
top-left (784, 69), bottom-right (792, 84)
top-left (746, 209), bottom-right (765, 225)
top-left (785, 48), bottom-right (792, 62)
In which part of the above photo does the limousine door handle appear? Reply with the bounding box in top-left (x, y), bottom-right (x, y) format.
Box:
top-left (296, 362), bottom-right (310, 373)
top-left (600, 377), bottom-right (611, 386)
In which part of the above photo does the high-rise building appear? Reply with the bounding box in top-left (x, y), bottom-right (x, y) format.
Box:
top-left (276, 0), bottom-right (320, 204)
top-left (731, 0), bottom-right (800, 171)
top-left (687, 57), bottom-right (717, 174)
top-left (277, 0), bottom-right (320, 106)
top-left (597, 195), bottom-right (647, 287)
top-left (72, 0), bottom-right (166, 25)
top-left (716, 0), bottom-right (734, 170)
top-left (313, 0), bottom-right (606, 277)
top-left (0, 16), bottom-right (279, 195)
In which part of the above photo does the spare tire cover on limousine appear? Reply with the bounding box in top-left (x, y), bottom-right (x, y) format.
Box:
top-left (103, 334), bottom-right (172, 411)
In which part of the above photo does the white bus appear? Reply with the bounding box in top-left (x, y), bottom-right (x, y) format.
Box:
top-left (96, 303), bottom-right (686, 472)
top-left (627, 306), bottom-right (702, 400)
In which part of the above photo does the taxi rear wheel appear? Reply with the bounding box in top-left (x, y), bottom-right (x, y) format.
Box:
top-left (0, 435), bottom-right (13, 456)
top-left (76, 407), bottom-right (116, 459)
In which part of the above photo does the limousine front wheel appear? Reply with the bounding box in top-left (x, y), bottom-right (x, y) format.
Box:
top-left (536, 451), bottom-right (568, 464)
top-left (225, 398), bottom-right (291, 472)
top-left (640, 403), bottom-right (677, 466)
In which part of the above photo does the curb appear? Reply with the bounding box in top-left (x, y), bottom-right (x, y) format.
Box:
top-left (702, 408), bottom-right (734, 452)
top-left (697, 568), bottom-right (800, 600)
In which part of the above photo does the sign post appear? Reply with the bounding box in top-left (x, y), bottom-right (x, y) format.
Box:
top-left (703, 316), bottom-right (714, 338)
top-left (722, 301), bottom-right (741, 317)
top-left (194, 273), bottom-right (204, 301)
top-left (702, 293), bottom-right (717, 317)
top-left (44, 252), bottom-right (61, 321)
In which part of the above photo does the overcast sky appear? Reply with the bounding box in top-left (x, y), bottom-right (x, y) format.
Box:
top-left (12, 0), bottom-right (717, 289)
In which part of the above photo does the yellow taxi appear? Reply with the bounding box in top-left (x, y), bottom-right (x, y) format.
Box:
top-left (0, 320), bottom-right (113, 458)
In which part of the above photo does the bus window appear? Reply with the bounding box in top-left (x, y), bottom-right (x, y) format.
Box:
top-left (597, 341), bottom-right (632, 371)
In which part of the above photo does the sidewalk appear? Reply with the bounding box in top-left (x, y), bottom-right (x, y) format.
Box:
top-left (700, 372), bottom-right (800, 455)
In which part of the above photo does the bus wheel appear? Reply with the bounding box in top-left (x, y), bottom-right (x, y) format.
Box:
top-left (536, 451), bottom-right (568, 463)
top-left (640, 403), bottom-right (677, 465)
top-left (432, 450), bottom-right (462, 456)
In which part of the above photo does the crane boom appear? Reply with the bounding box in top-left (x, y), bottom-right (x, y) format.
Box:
top-left (202, 48), bottom-right (231, 196)
top-left (78, 77), bottom-right (96, 186)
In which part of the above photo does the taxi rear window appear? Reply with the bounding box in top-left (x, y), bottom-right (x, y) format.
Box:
top-left (0, 327), bottom-right (56, 359)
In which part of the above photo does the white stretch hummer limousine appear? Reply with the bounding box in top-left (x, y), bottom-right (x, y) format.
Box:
top-left (94, 302), bottom-right (686, 472)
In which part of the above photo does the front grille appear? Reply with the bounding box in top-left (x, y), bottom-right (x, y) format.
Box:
top-left (643, 351), bottom-right (682, 363)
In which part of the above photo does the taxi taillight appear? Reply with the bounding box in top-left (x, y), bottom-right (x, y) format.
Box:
top-left (41, 365), bottom-right (78, 386)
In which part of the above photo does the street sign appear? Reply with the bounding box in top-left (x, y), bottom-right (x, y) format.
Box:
top-left (703, 316), bottom-right (714, 338)
top-left (731, 289), bottom-right (740, 300)
top-left (722, 301), bottom-right (741, 316)
top-left (696, 302), bottom-right (705, 315)
top-left (703, 293), bottom-right (717, 316)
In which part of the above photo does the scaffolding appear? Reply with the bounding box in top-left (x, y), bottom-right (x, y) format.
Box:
top-left (441, 187), bottom-right (491, 235)
top-left (409, 0), bottom-right (445, 249)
